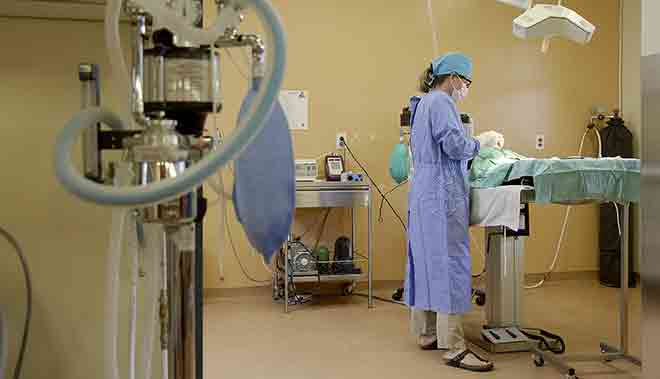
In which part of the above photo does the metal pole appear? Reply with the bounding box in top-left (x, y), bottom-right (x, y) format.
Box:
top-left (620, 203), bottom-right (630, 354)
top-left (194, 220), bottom-right (203, 379)
top-left (79, 63), bottom-right (102, 180)
top-left (351, 208), bottom-right (356, 258)
top-left (160, 229), bottom-right (170, 379)
top-left (368, 189), bottom-right (374, 308)
top-left (164, 225), bottom-right (197, 379)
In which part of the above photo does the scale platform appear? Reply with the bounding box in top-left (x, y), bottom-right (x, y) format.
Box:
top-left (470, 326), bottom-right (563, 354)
top-left (476, 327), bottom-right (531, 353)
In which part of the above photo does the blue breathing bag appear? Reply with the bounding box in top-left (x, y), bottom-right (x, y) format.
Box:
top-left (232, 84), bottom-right (295, 262)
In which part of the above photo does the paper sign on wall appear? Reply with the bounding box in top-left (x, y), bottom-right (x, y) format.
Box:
top-left (279, 90), bottom-right (309, 130)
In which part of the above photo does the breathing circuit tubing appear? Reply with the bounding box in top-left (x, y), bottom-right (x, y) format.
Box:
top-left (54, 0), bottom-right (287, 207)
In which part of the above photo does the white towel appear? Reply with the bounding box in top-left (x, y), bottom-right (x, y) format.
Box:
top-left (470, 186), bottom-right (531, 231)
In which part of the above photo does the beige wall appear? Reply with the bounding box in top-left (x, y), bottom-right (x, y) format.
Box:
top-left (204, 0), bottom-right (622, 290)
top-left (0, 1), bottom-right (620, 377)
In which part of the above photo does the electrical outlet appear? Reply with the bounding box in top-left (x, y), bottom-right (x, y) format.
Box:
top-left (536, 134), bottom-right (545, 150)
top-left (337, 132), bottom-right (347, 149)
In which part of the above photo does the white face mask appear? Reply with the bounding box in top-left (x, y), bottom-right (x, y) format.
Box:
top-left (450, 76), bottom-right (469, 103)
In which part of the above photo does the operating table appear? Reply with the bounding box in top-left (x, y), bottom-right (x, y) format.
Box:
top-left (468, 158), bottom-right (640, 378)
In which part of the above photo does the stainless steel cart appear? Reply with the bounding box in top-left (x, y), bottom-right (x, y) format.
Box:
top-left (274, 181), bottom-right (373, 313)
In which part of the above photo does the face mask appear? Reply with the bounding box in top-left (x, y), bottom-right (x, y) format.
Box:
top-left (451, 77), bottom-right (469, 103)
top-left (233, 85), bottom-right (295, 262)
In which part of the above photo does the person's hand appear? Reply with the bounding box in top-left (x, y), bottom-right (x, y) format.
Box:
top-left (475, 131), bottom-right (504, 149)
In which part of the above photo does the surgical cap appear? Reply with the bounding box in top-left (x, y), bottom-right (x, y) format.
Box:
top-left (431, 52), bottom-right (473, 81)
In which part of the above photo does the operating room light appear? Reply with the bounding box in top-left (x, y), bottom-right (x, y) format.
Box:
top-left (496, 0), bottom-right (532, 10)
top-left (513, 3), bottom-right (596, 45)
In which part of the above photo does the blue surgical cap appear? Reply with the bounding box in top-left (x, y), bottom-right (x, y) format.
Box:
top-left (431, 52), bottom-right (473, 81)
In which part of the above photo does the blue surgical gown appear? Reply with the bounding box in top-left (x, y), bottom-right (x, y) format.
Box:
top-left (404, 91), bottom-right (480, 315)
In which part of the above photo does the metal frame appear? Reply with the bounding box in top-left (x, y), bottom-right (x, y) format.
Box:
top-left (641, 45), bottom-right (660, 379)
top-left (468, 191), bottom-right (533, 353)
top-left (279, 182), bottom-right (373, 313)
top-left (532, 203), bottom-right (641, 377)
top-left (474, 226), bottom-right (531, 353)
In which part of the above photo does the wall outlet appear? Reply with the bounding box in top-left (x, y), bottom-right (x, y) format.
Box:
top-left (535, 134), bottom-right (545, 150)
top-left (337, 132), bottom-right (347, 149)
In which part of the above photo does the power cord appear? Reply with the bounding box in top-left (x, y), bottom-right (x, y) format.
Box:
top-left (521, 328), bottom-right (566, 355)
top-left (0, 227), bottom-right (31, 379)
top-left (353, 293), bottom-right (406, 307)
top-left (378, 180), bottom-right (409, 223)
top-left (299, 208), bottom-right (331, 240)
top-left (341, 139), bottom-right (407, 232)
top-left (224, 208), bottom-right (271, 284)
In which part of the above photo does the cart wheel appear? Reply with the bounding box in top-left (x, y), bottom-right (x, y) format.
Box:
top-left (343, 283), bottom-right (355, 296)
top-left (564, 368), bottom-right (577, 379)
top-left (600, 348), bottom-right (613, 362)
top-left (272, 286), bottom-right (279, 301)
top-left (533, 355), bottom-right (545, 367)
top-left (392, 288), bottom-right (404, 301)
top-left (475, 292), bottom-right (486, 306)
top-left (272, 276), bottom-right (280, 300)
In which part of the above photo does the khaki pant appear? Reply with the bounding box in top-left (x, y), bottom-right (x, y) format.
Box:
top-left (410, 308), bottom-right (466, 352)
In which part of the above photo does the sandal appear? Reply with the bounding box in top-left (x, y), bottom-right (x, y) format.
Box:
top-left (445, 349), bottom-right (494, 372)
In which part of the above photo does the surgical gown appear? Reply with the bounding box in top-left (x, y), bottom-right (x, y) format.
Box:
top-left (404, 91), bottom-right (479, 315)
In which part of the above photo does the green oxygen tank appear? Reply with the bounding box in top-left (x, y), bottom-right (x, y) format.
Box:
top-left (315, 246), bottom-right (330, 274)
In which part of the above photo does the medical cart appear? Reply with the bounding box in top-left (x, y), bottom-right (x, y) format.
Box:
top-left (273, 181), bottom-right (374, 313)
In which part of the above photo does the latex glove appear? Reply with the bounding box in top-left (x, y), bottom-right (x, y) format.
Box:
top-left (475, 131), bottom-right (504, 149)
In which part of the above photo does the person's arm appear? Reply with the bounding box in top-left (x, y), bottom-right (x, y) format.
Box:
top-left (430, 95), bottom-right (480, 160)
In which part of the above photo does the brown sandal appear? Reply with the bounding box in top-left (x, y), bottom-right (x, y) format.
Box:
top-left (446, 349), bottom-right (494, 372)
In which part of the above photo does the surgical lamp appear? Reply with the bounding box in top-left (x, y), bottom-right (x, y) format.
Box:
top-left (514, 3), bottom-right (595, 45)
top-left (496, 0), bottom-right (532, 10)
top-left (497, 1), bottom-right (596, 48)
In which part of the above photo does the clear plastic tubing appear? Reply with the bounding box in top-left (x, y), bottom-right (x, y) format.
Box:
top-left (105, 209), bottom-right (128, 379)
top-left (54, 0), bottom-right (287, 207)
top-left (129, 214), bottom-right (139, 379)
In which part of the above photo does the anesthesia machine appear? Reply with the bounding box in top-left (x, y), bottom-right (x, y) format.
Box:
top-left (52, 1), bottom-right (289, 379)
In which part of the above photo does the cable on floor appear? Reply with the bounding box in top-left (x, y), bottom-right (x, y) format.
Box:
top-left (353, 292), bottom-right (406, 307)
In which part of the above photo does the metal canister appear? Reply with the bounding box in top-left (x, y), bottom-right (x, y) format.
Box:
top-left (143, 46), bottom-right (220, 105)
top-left (125, 119), bottom-right (198, 225)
